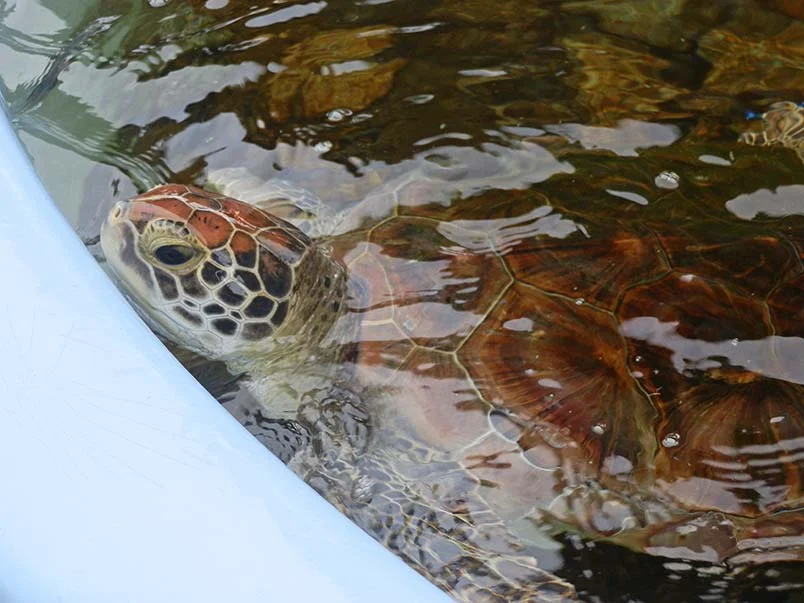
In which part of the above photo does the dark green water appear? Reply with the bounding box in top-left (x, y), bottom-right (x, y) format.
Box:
top-left (1, 0), bottom-right (803, 601)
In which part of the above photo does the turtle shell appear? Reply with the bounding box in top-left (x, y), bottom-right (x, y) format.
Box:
top-left (329, 179), bottom-right (804, 561)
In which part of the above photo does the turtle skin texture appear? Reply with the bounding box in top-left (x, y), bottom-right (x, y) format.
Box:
top-left (101, 176), bottom-right (804, 599)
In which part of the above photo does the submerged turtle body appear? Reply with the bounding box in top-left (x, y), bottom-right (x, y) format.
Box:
top-left (100, 167), bottom-right (804, 595)
top-left (324, 188), bottom-right (804, 561)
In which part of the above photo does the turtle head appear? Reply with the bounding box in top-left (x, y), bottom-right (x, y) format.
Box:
top-left (101, 184), bottom-right (344, 362)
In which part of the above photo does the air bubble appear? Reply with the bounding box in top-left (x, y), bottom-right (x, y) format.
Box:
top-left (655, 171), bottom-right (680, 190)
top-left (662, 433), bottom-right (681, 448)
top-left (351, 474), bottom-right (374, 503)
top-left (313, 141), bottom-right (333, 153)
top-left (405, 94), bottom-right (434, 105)
top-left (327, 108), bottom-right (352, 122)
top-left (591, 423), bottom-right (607, 435)
top-left (148, 0), bottom-right (168, 6)
top-left (574, 298), bottom-right (585, 305)
top-left (665, 562), bottom-right (693, 572)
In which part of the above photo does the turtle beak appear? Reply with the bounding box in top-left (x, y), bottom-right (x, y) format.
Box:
top-left (100, 198), bottom-right (159, 306)
top-left (100, 200), bottom-right (128, 259)
top-left (99, 199), bottom-right (141, 278)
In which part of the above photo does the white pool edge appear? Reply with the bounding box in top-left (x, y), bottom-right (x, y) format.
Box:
top-left (0, 102), bottom-right (448, 602)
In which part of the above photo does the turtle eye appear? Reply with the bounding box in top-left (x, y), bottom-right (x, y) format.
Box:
top-left (154, 244), bottom-right (197, 267)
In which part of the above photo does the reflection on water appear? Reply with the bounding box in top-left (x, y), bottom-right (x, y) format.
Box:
top-left (1, 0), bottom-right (803, 600)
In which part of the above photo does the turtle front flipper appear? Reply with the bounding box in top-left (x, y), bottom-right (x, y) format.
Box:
top-left (311, 451), bottom-right (580, 603)
top-left (295, 386), bottom-right (579, 603)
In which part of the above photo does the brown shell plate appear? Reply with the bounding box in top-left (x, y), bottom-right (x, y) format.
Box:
top-left (329, 173), bottom-right (804, 560)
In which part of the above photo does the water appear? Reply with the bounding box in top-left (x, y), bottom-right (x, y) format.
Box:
top-left (2, 0), bottom-right (803, 601)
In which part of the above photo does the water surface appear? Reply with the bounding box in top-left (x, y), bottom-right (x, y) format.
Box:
top-left (1, 0), bottom-right (802, 600)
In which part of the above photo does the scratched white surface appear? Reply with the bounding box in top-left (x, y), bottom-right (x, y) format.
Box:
top-left (0, 106), bottom-right (447, 602)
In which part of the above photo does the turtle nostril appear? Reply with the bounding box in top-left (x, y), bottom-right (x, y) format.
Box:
top-left (110, 201), bottom-right (127, 221)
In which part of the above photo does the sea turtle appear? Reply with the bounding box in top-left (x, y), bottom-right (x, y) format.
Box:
top-left (100, 176), bottom-right (581, 602)
top-left (262, 26), bottom-right (406, 122)
top-left (697, 22), bottom-right (804, 98)
top-left (559, 33), bottom-right (692, 126)
top-left (100, 153), bottom-right (804, 598)
top-left (740, 101), bottom-right (804, 164)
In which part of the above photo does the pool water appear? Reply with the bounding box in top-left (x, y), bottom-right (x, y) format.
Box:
top-left (1, 0), bottom-right (803, 601)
